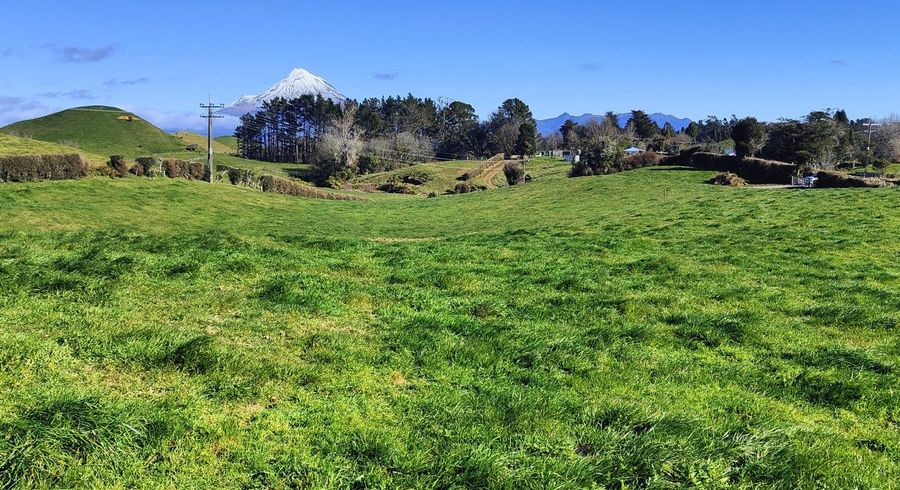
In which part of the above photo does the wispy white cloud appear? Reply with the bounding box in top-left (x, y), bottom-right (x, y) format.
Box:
top-left (45, 43), bottom-right (117, 63)
top-left (0, 96), bottom-right (55, 126)
top-left (37, 89), bottom-right (97, 100)
top-left (578, 62), bottom-right (603, 72)
top-left (104, 77), bottom-right (151, 87)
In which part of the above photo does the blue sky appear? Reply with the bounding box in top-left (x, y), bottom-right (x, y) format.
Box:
top-left (1, 0), bottom-right (899, 134)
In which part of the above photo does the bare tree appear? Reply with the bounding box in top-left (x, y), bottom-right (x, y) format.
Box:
top-left (317, 102), bottom-right (362, 178)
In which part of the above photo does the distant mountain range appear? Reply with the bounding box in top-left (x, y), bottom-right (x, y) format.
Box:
top-left (220, 68), bottom-right (346, 117)
top-left (536, 112), bottom-right (692, 136)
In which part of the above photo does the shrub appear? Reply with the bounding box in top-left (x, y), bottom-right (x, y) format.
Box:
top-left (569, 162), bottom-right (595, 177)
top-left (379, 177), bottom-right (416, 194)
top-left (0, 154), bottom-right (89, 182)
top-left (450, 182), bottom-right (477, 194)
top-left (135, 156), bottom-right (160, 176)
top-left (107, 155), bottom-right (128, 177)
top-left (503, 162), bottom-right (525, 185)
top-left (709, 172), bottom-right (747, 187)
top-left (222, 165), bottom-right (257, 187)
top-left (162, 159), bottom-right (184, 178)
top-left (622, 151), bottom-right (661, 169)
top-left (128, 163), bottom-right (145, 177)
top-left (183, 161), bottom-right (206, 181)
top-left (400, 170), bottom-right (432, 185)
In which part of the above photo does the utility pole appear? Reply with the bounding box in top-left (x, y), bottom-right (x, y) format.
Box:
top-left (201, 99), bottom-right (225, 183)
top-left (862, 121), bottom-right (881, 177)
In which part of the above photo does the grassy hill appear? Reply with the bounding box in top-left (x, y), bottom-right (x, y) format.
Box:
top-left (0, 106), bottom-right (184, 157)
top-left (0, 168), bottom-right (898, 487)
top-left (214, 135), bottom-right (238, 152)
top-left (0, 133), bottom-right (108, 167)
top-left (174, 131), bottom-right (233, 154)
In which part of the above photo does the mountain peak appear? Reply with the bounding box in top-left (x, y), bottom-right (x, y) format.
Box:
top-left (220, 67), bottom-right (346, 116)
top-left (536, 112), bottom-right (693, 136)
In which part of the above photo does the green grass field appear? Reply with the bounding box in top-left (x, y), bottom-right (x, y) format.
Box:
top-left (214, 136), bottom-right (239, 152)
top-left (174, 132), bottom-right (233, 155)
top-left (0, 167), bottom-right (898, 488)
top-left (0, 133), bottom-right (109, 168)
top-left (350, 159), bottom-right (483, 194)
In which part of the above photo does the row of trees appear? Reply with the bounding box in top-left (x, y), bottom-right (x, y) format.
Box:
top-left (731, 110), bottom-right (899, 168)
top-left (234, 95), bottom-right (538, 183)
top-left (547, 110), bottom-right (693, 159)
top-left (547, 108), bottom-right (898, 170)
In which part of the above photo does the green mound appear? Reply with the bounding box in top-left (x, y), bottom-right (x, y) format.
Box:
top-left (1, 106), bottom-right (185, 157)
top-left (214, 135), bottom-right (238, 151)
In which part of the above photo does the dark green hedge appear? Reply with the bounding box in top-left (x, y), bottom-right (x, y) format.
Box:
top-left (0, 154), bottom-right (89, 182)
top-left (672, 151), bottom-right (798, 184)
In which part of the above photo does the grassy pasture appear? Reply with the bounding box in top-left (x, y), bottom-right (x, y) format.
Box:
top-left (214, 135), bottom-right (239, 152)
top-left (0, 133), bottom-right (107, 168)
top-left (174, 131), bottom-right (234, 154)
top-left (0, 168), bottom-right (898, 488)
top-left (350, 159), bottom-right (483, 194)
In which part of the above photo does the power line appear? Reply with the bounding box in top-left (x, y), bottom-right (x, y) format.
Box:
top-left (201, 100), bottom-right (225, 183)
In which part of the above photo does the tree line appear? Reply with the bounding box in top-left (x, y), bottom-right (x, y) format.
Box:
top-left (545, 109), bottom-right (899, 171)
top-left (729, 110), bottom-right (899, 168)
top-left (234, 95), bottom-right (537, 184)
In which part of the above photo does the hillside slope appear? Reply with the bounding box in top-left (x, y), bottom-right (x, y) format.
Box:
top-left (0, 133), bottom-right (107, 167)
top-left (0, 106), bottom-right (184, 157)
top-left (214, 136), bottom-right (238, 152)
top-left (174, 131), bottom-right (233, 154)
top-left (0, 170), bottom-right (897, 487)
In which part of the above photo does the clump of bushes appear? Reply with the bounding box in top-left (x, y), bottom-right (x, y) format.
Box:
top-left (259, 174), bottom-right (361, 201)
top-left (128, 163), bottom-right (145, 176)
top-left (379, 177), bottom-right (416, 194)
top-left (162, 159), bottom-right (207, 180)
top-left (671, 150), bottom-right (798, 184)
top-left (107, 155), bottom-right (129, 177)
top-left (570, 148), bottom-right (665, 178)
top-left (221, 165), bottom-right (258, 187)
top-left (815, 171), bottom-right (890, 188)
top-left (709, 172), bottom-right (747, 187)
top-left (503, 162), bottom-right (525, 185)
top-left (399, 170), bottom-right (432, 185)
top-left (135, 156), bottom-right (161, 176)
top-left (162, 159), bottom-right (183, 178)
top-left (0, 154), bottom-right (89, 182)
top-left (622, 151), bottom-right (661, 169)
top-left (448, 182), bottom-right (485, 194)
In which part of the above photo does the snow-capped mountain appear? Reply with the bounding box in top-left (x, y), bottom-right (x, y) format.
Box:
top-left (220, 68), bottom-right (346, 116)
